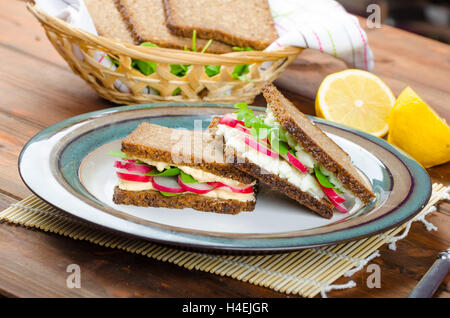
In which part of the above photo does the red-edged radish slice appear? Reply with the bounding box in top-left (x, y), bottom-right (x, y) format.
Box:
top-left (317, 181), bottom-right (347, 213)
top-left (114, 160), bottom-right (153, 174)
top-left (116, 172), bottom-right (151, 183)
top-left (321, 186), bottom-right (345, 204)
top-left (242, 135), bottom-right (278, 159)
top-left (284, 152), bottom-right (308, 173)
top-left (219, 114), bottom-right (245, 128)
top-left (207, 182), bottom-right (254, 194)
top-left (330, 199), bottom-right (348, 213)
top-left (177, 175), bottom-right (216, 194)
top-left (152, 176), bottom-right (184, 193)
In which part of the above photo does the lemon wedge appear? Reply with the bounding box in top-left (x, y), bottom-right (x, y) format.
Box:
top-left (387, 87), bottom-right (450, 168)
top-left (316, 69), bottom-right (395, 137)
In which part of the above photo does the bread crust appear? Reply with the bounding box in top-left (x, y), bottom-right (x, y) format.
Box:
top-left (261, 83), bottom-right (375, 203)
top-left (163, 0), bottom-right (278, 50)
top-left (117, 0), bottom-right (232, 53)
top-left (113, 186), bottom-right (256, 214)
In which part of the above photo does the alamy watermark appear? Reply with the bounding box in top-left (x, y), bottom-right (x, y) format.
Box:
top-left (367, 4), bottom-right (382, 29)
top-left (66, 264), bottom-right (81, 289)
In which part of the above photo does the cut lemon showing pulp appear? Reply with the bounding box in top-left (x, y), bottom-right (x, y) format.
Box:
top-left (387, 87), bottom-right (450, 168)
top-left (316, 69), bottom-right (395, 137)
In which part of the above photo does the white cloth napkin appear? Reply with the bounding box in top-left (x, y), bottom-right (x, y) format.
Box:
top-left (267, 0), bottom-right (374, 70)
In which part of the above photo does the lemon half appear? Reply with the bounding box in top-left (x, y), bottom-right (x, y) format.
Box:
top-left (316, 69), bottom-right (395, 137)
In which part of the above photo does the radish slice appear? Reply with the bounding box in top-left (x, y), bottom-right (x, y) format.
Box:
top-left (242, 135), bottom-right (278, 159)
top-left (316, 180), bottom-right (347, 212)
top-left (152, 176), bottom-right (184, 193)
top-left (177, 175), bottom-right (216, 194)
top-left (207, 182), bottom-right (254, 194)
top-left (117, 172), bottom-right (151, 183)
top-left (321, 186), bottom-right (345, 204)
top-left (219, 114), bottom-right (245, 128)
top-left (114, 160), bottom-right (153, 174)
top-left (284, 152), bottom-right (308, 173)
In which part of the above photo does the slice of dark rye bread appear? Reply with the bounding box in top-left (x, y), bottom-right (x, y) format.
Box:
top-left (163, 0), bottom-right (278, 50)
top-left (208, 117), bottom-right (334, 219)
top-left (85, 0), bottom-right (136, 44)
top-left (261, 83), bottom-right (376, 203)
top-left (113, 186), bottom-right (256, 214)
top-left (121, 122), bottom-right (255, 186)
top-left (118, 0), bottom-right (233, 53)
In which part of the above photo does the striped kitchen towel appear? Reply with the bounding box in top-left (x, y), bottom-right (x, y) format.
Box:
top-left (267, 0), bottom-right (374, 70)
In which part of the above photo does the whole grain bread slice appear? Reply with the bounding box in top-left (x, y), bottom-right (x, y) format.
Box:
top-left (85, 0), bottom-right (136, 44)
top-left (118, 0), bottom-right (233, 53)
top-left (261, 83), bottom-right (375, 203)
top-left (121, 122), bottom-right (255, 185)
top-left (113, 186), bottom-right (256, 214)
top-left (163, 0), bottom-right (278, 50)
top-left (208, 117), bottom-right (334, 219)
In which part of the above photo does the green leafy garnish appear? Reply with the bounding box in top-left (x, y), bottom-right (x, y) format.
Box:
top-left (179, 171), bottom-right (198, 183)
top-left (130, 42), bottom-right (159, 76)
top-left (233, 102), bottom-right (295, 156)
top-left (159, 191), bottom-right (182, 197)
top-left (108, 150), bottom-right (128, 159)
top-left (204, 65), bottom-right (221, 77)
top-left (172, 87), bottom-right (182, 96)
top-left (200, 39), bottom-right (213, 54)
top-left (140, 42), bottom-right (159, 48)
top-left (232, 64), bottom-right (250, 81)
top-left (146, 167), bottom-right (181, 177)
top-left (192, 30), bottom-right (197, 52)
top-left (232, 46), bottom-right (254, 51)
top-left (170, 64), bottom-right (191, 77)
top-left (134, 59), bottom-right (157, 75)
top-left (314, 167), bottom-right (335, 188)
top-left (269, 132), bottom-right (290, 156)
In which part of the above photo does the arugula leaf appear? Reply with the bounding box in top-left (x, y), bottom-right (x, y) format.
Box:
top-left (269, 131), bottom-right (290, 155)
top-left (232, 46), bottom-right (254, 51)
top-left (232, 64), bottom-right (250, 81)
top-left (200, 39), bottom-right (213, 54)
top-left (140, 42), bottom-right (158, 48)
top-left (170, 64), bottom-right (191, 77)
top-left (134, 59), bottom-right (157, 75)
top-left (110, 57), bottom-right (120, 67)
top-left (314, 167), bottom-right (335, 188)
top-left (130, 42), bottom-right (159, 76)
top-left (192, 30), bottom-right (197, 52)
top-left (146, 167), bottom-right (181, 177)
top-left (159, 191), bottom-right (182, 197)
top-left (179, 171), bottom-right (198, 183)
top-left (204, 65), bottom-right (221, 77)
top-left (108, 150), bottom-right (128, 159)
top-left (172, 87), bottom-right (182, 96)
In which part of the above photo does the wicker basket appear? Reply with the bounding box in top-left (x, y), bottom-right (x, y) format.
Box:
top-left (27, 3), bottom-right (302, 105)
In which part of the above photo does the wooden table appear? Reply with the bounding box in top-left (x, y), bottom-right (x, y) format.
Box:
top-left (0, 1), bottom-right (448, 298)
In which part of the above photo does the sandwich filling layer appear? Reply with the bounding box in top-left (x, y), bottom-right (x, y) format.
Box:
top-left (111, 151), bottom-right (255, 202)
top-left (216, 124), bottom-right (324, 200)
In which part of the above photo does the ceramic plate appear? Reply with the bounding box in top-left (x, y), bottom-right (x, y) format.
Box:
top-left (19, 103), bottom-right (431, 252)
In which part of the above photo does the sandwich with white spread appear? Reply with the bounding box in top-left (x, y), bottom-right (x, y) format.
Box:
top-left (209, 83), bottom-right (375, 219)
top-left (111, 122), bottom-right (257, 214)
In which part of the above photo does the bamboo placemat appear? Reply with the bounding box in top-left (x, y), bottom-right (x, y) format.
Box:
top-left (1, 183), bottom-right (448, 297)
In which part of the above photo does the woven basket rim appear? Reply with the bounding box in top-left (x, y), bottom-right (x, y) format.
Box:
top-left (27, 2), bottom-right (302, 65)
